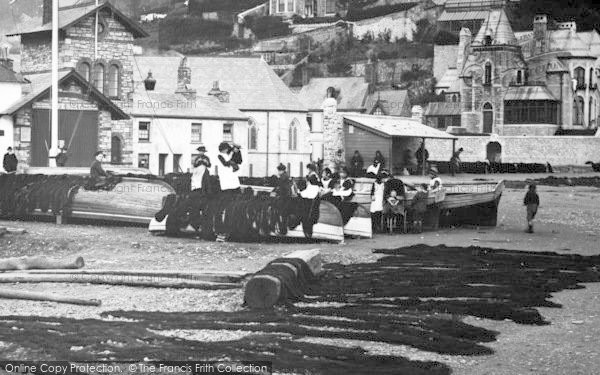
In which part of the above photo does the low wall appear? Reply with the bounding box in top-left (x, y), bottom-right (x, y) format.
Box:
top-left (426, 136), bottom-right (600, 165)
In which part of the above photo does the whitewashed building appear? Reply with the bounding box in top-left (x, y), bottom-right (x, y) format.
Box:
top-left (134, 56), bottom-right (311, 177)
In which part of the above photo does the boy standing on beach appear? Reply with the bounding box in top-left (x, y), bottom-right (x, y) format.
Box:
top-left (524, 184), bottom-right (539, 233)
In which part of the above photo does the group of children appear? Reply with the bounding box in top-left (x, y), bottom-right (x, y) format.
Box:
top-left (297, 164), bottom-right (355, 202)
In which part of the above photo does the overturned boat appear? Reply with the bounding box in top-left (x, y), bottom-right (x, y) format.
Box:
top-left (0, 169), bottom-right (174, 225)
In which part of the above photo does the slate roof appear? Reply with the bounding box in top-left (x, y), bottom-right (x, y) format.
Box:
top-left (473, 9), bottom-right (518, 46)
top-left (344, 114), bottom-right (457, 139)
top-left (436, 68), bottom-right (460, 92)
top-left (504, 85), bottom-right (559, 101)
top-left (1, 69), bottom-right (128, 119)
top-left (133, 56), bottom-right (307, 112)
top-left (424, 102), bottom-right (462, 116)
top-left (6, 1), bottom-right (148, 38)
top-left (131, 92), bottom-right (248, 121)
top-left (296, 77), bottom-right (370, 111)
top-left (365, 89), bottom-right (411, 116)
top-left (0, 64), bottom-right (25, 83)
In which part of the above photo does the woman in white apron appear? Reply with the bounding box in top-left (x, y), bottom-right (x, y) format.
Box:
top-left (217, 142), bottom-right (241, 194)
top-left (370, 170), bottom-right (388, 233)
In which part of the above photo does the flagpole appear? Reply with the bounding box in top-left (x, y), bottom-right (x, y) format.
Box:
top-left (49, 0), bottom-right (59, 167)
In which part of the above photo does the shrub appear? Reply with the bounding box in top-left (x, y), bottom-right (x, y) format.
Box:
top-left (246, 16), bottom-right (291, 40)
top-left (159, 16), bottom-right (232, 49)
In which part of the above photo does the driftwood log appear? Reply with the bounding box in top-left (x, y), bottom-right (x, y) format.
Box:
top-left (0, 273), bottom-right (242, 290)
top-left (0, 288), bottom-right (101, 306)
top-left (0, 256), bottom-right (85, 271)
top-left (11, 269), bottom-right (249, 284)
top-left (244, 249), bottom-right (322, 309)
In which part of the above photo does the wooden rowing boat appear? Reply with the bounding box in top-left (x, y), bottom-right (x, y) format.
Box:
top-left (21, 168), bottom-right (175, 225)
top-left (438, 181), bottom-right (505, 227)
top-left (148, 200), bottom-right (345, 243)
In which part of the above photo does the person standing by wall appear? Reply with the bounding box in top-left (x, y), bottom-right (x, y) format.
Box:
top-left (450, 148), bottom-right (464, 177)
top-left (56, 147), bottom-right (69, 167)
top-left (272, 163), bottom-right (292, 198)
top-left (524, 183), bottom-right (539, 234)
top-left (350, 150), bottom-right (364, 177)
top-left (191, 145), bottom-right (212, 193)
top-left (3, 147), bottom-right (18, 173)
top-left (370, 170), bottom-right (388, 233)
top-left (416, 141), bottom-right (429, 174)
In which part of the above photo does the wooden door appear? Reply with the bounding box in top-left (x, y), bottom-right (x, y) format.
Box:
top-left (31, 109), bottom-right (98, 167)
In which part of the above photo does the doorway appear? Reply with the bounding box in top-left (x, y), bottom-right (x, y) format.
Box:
top-left (158, 154), bottom-right (167, 176)
top-left (111, 136), bottom-right (122, 164)
top-left (31, 109), bottom-right (98, 167)
top-left (172, 154), bottom-right (182, 173)
top-left (483, 103), bottom-right (493, 133)
top-left (486, 142), bottom-right (502, 163)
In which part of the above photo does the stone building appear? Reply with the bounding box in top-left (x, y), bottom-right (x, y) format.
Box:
top-left (2, 0), bottom-right (148, 168)
top-left (431, 9), bottom-right (600, 136)
top-left (268, 0), bottom-right (343, 18)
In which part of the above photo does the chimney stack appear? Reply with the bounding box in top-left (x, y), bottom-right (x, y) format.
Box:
top-left (0, 44), bottom-right (13, 71)
top-left (533, 14), bottom-right (548, 55)
top-left (208, 81), bottom-right (230, 103)
top-left (457, 28), bottom-right (471, 71)
top-left (175, 57), bottom-right (197, 100)
top-left (411, 105), bottom-right (424, 124)
top-left (43, 0), bottom-right (52, 25)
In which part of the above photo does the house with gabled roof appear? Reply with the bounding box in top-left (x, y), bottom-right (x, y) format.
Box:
top-left (133, 55), bottom-right (311, 177)
top-left (2, 0), bottom-right (149, 169)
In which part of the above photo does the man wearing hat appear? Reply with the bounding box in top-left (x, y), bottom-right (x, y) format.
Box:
top-left (273, 163), bottom-right (291, 198)
top-left (3, 147), bottom-right (18, 173)
top-left (193, 145), bottom-right (211, 169)
top-left (191, 145), bottom-right (212, 192)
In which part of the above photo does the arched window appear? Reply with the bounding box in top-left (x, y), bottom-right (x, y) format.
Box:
top-left (484, 62), bottom-right (492, 85)
top-left (451, 94), bottom-right (458, 103)
top-left (573, 96), bottom-right (584, 125)
top-left (107, 63), bottom-right (120, 98)
top-left (288, 120), bottom-right (299, 151)
top-left (516, 70), bottom-right (523, 85)
top-left (77, 61), bottom-right (91, 82)
top-left (590, 67), bottom-right (594, 87)
top-left (93, 63), bottom-right (105, 93)
top-left (483, 102), bottom-right (493, 133)
top-left (248, 119), bottom-right (258, 150)
top-left (574, 67), bottom-right (585, 88)
top-left (326, 86), bottom-right (337, 98)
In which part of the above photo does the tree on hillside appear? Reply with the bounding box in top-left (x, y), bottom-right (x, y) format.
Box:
top-left (509, 0), bottom-right (600, 31)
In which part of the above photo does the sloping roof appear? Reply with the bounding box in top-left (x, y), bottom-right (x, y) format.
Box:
top-left (436, 68), bottom-right (460, 92)
top-left (444, 0), bottom-right (506, 9)
top-left (504, 86), bottom-right (559, 101)
top-left (473, 9), bottom-right (517, 46)
top-left (1, 69), bottom-right (128, 119)
top-left (365, 89), bottom-right (411, 116)
top-left (438, 10), bottom-right (489, 21)
top-left (296, 77), bottom-right (369, 111)
top-left (548, 29), bottom-right (593, 56)
top-left (424, 102), bottom-right (461, 116)
top-left (131, 92), bottom-right (248, 120)
top-left (344, 114), bottom-right (457, 139)
top-left (0, 64), bottom-right (25, 83)
top-left (6, 1), bottom-right (148, 38)
top-left (133, 56), bottom-right (307, 112)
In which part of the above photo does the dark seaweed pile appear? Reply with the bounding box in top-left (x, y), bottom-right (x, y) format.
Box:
top-left (506, 176), bottom-right (600, 189)
top-left (2, 245), bottom-right (599, 374)
top-left (431, 161), bottom-right (549, 174)
top-left (0, 174), bottom-right (86, 219)
top-left (0, 174), bottom-right (125, 220)
top-left (156, 192), bottom-right (321, 241)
